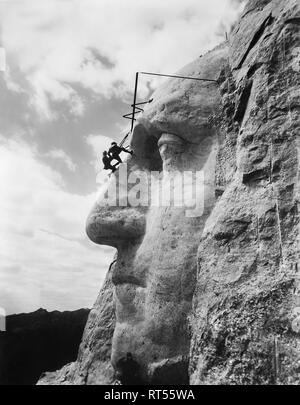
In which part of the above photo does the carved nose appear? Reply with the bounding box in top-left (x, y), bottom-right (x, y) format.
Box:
top-left (86, 206), bottom-right (146, 249)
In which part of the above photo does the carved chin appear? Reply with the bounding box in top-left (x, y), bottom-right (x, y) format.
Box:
top-left (111, 323), bottom-right (189, 385)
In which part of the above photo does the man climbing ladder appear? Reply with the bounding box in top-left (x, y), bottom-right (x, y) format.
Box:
top-left (102, 151), bottom-right (118, 173)
top-left (108, 142), bottom-right (133, 164)
top-left (102, 142), bottom-right (133, 174)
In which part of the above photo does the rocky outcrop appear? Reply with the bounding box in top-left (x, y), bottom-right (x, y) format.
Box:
top-left (38, 264), bottom-right (115, 385)
top-left (0, 308), bottom-right (89, 385)
top-left (38, 0), bottom-right (299, 385)
top-left (86, 42), bottom-right (228, 385)
top-left (189, 0), bottom-right (300, 385)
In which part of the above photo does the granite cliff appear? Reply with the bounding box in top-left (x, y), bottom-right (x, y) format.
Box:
top-left (39, 0), bottom-right (299, 385)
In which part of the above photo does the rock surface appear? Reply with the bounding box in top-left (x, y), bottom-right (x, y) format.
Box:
top-left (190, 0), bottom-right (300, 385)
top-left (87, 43), bottom-right (228, 385)
top-left (0, 308), bottom-right (89, 385)
top-left (39, 0), bottom-right (299, 385)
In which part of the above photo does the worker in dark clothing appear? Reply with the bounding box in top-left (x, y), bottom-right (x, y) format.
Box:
top-left (102, 151), bottom-right (117, 173)
top-left (108, 142), bottom-right (133, 164)
top-left (115, 352), bottom-right (144, 385)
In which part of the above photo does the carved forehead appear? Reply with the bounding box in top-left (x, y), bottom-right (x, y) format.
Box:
top-left (137, 43), bottom-right (228, 144)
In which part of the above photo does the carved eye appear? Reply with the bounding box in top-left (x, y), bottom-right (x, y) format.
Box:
top-left (157, 133), bottom-right (185, 150)
top-left (130, 123), bottom-right (162, 171)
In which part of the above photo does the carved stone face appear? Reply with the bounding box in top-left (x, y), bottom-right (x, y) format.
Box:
top-left (86, 44), bottom-right (228, 384)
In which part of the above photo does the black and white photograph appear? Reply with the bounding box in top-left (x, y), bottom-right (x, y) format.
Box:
top-left (0, 0), bottom-right (299, 389)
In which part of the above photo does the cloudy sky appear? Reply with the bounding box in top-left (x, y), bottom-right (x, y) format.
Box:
top-left (0, 0), bottom-right (245, 315)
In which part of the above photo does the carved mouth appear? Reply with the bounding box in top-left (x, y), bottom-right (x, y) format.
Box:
top-left (113, 277), bottom-right (146, 289)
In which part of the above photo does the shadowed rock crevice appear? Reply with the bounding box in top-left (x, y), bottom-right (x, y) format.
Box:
top-left (149, 356), bottom-right (189, 385)
top-left (284, 17), bottom-right (300, 26)
top-left (234, 79), bottom-right (253, 125)
top-left (235, 14), bottom-right (274, 70)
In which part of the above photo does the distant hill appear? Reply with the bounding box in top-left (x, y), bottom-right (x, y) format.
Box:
top-left (0, 308), bottom-right (90, 385)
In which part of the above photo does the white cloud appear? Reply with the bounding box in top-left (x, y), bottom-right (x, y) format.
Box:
top-left (3, 65), bottom-right (23, 93)
top-left (45, 149), bottom-right (77, 172)
top-left (0, 0), bottom-right (247, 313)
top-left (0, 0), bottom-right (244, 120)
top-left (0, 46), bottom-right (6, 72)
top-left (87, 134), bottom-right (114, 159)
top-left (0, 136), bottom-right (115, 314)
